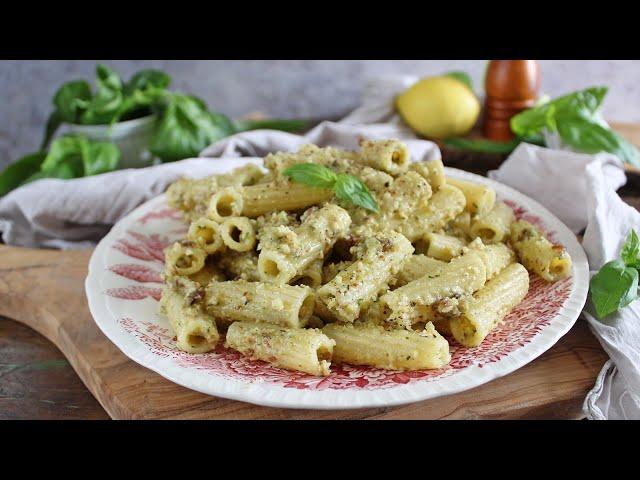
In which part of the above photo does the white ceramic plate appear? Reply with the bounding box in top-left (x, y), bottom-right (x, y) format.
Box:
top-left (86, 159), bottom-right (589, 409)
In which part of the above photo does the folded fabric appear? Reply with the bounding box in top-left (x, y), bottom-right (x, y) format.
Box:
top-left (488, 143), bottom-right (639, 420)
top-left (580, 159), bottom-right (640, 419)
top-left (0, 158), bottom-right (260, 249)
top-left (0, 120), bottom-right (439, 249)
top-left (489, 143), bottom-right (626, 233)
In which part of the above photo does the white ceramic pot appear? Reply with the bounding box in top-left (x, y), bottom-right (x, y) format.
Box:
top-left (67, 115), bottom-right (157, 169)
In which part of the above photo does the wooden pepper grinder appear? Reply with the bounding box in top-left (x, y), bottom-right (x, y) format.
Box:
top-left (483, 60), bottom-right (541, 141)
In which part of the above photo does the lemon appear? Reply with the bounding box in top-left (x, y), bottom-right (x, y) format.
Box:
top-left (396, 76), bottom-right (480, 139)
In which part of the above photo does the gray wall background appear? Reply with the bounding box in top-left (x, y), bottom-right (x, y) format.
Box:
top-left (2, 60), bottom-right (639, 168)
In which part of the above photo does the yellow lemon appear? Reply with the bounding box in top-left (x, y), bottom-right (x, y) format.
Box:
top-left (396, 76), bottom-right (480, 139)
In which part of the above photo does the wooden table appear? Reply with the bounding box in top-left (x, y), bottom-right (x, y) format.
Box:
top-left (1, 124), bottom-right (639, 420)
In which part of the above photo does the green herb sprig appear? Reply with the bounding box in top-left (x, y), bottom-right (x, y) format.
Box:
top-left (0, 135), bottom-right (121, 195)
top-left (282, 163), bottom-right (379, 213)
top-left (511, 86), bottom-right (640, 167)
top-left (590, 229), bottom-right (640, 318)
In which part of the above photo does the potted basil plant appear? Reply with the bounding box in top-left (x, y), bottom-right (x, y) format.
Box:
top-left (41, 64), bottom-right (308, 168)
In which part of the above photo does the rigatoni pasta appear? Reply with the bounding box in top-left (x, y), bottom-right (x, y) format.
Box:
top-left (381, 251), bottom-right (487, 328)
top-left (160, 139), bottom-right (572, 376)
top-left (323, 321), bottom-right (450, 370)
top-left (360, 138), bottom-right (410, 176)
top-left (446, 177), bottom-right (496, 217)
top-left (225, 321), bottom-right (335, 376)
top-left (510, 220), bottom-right (572, 282)
top-left (450, 263), bottom-right (529, 347)
top-left (220, 216), bottom-right (256, 252)
top-left (164, 240), bottom-right (207, 276)
top-left (317, 231), bottom-right (413, 322)
top-left (159, 280), bottom-right (219, 354)
top-left (258, 204), bottom-right (351, 284)
top-left (470, 201), bottom-right (515, 244)
top-left (187, 217), bottom-right (224, 254)
top-left (205, 280), bottom-right (315, 328)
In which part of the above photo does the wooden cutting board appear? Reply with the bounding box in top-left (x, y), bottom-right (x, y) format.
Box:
top-left (0, 244), bottom-right (608, 419)
top-left (7, 120), bottom-right (640, 419)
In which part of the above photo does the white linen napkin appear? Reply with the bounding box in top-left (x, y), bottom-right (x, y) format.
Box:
top-left (490, 143), bottom-right (640, 420)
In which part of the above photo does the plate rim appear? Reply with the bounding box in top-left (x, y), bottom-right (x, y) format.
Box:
top-left (85, 165), bottom-right (589, 410)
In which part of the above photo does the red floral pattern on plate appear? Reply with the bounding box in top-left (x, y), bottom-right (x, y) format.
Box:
top-left (108, 264), bottom-right (163, 283)
top-left (106, 199), bottom-right (573, 391)
top-left (107, 286), bottom-right (162, 301)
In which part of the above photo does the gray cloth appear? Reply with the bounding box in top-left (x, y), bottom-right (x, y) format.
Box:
top-left (0, 120), bottom-right (438, 249)
top-left (491, 144), bottom-right (640, 420)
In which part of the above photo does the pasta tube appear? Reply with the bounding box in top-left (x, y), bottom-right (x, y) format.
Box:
top-left (410, 158), bottom-right (446, 192)
top-left (159, 286), bottom-right (219, 354)
top-left (509, 220), bottom-right (572, 282)
top-left (209, 182), bottom-right (334, 221)
top-left (258, 204), bottom-right (352, 284)
top-left (225, 321), bottom-right (335, 376)
top-left (450, 263), bottom-right (529, 347)
top-left (205, 280), bottom-right (315, 329)
top-left (292, 258), bottom-right (324, 288)
top-left (392, 254), bottom-right (446, 288)
top-left (187, 217), bottom-right (224, 254)
top-left (164, 241), bottom-right (207, 276)
top-left (445, 211), bottom-right (472, 239)
top-left (167, 176), bottom-right (218, 221)
top-left (317, 231), bottom-right (414, 323)
top-left (446, 177), bottom-right (496, 217)
top-left (207, 187), bottom-right (243, 222)
top-left (220, 217), bottom-right (256, 252)
top-left (419, 232), bottom-right (466, 261)
top-left (323, 321), bottom-right (450, 370)
top-left (421, 184), bottom-right (466, 233)
top-left (470, 201), bottom-right (515, 244)
top-left (381, 251), bottom-right (487, 328)
top-left (466, 239), bottom-right (516, 280)
top-left (360, 139), bottom-right (410, 175)
top-left (379, 171), bottom-right (433, 241)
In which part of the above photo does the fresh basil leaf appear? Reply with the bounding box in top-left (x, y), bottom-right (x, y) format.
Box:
top-left (149, 94), bottom-right (234, 162)
top-left (124, 69), bottom-right (171, 96)
top-left (510, 103), bottom-right (557, 137)
top-left (335, 173), bottom-right (379, 213)
top-left (0, 152), bottom-right (47, 196)
top-left (511, 86), bottom-right (608, 138)
top-left (556, 115), bottom-right (640, 167)
top-left (444, 71), bottom-right (473, 90)
top-left (590, 259), bottom-right (639, 318)
top-left (282, 163), bottom-right (338, 189)
top-left (621, 230), bottom-right (640, 267)
top-left (234, 118), bottom-right (308, 133)
top-left (83, 141), bottom-right (120, 175)
top-left (52, 80), bottom-right (93, 123)
top-left (112, 87), bottom-right (167, 123)
top-left (80, 64), bottom-right (124, 125)
top-left (40, 136), bottom-right (85, 177)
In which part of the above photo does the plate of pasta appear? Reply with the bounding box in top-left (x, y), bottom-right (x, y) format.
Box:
top-left (86, 140), bottom-right (589, 409)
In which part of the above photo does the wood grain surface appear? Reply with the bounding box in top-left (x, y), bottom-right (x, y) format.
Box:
top-left (3, 122), bottom-right (640, 420)
top-left (0, 244), bottom-right (609, 419)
